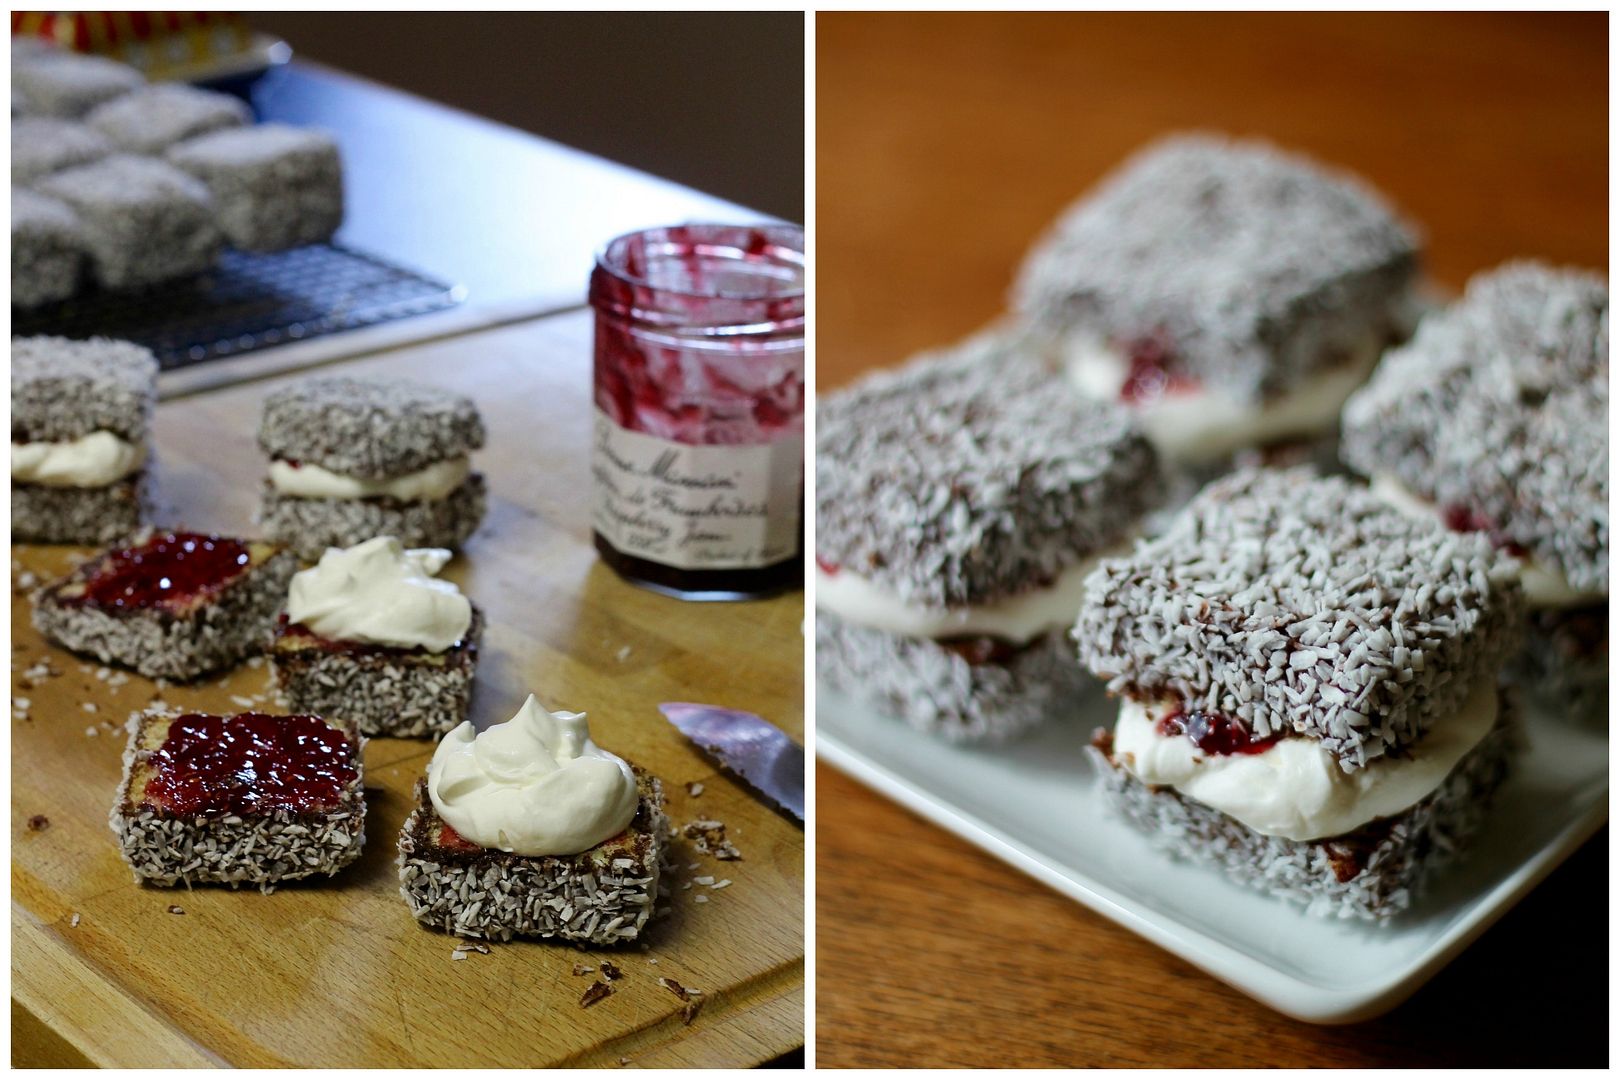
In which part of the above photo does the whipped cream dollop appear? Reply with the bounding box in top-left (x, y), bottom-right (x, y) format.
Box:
top-left (12, 431), bottom-right (145, 487)
top-left (285, 536), bottom-right (472, 651)
top-left (1112, 681), bottom-right (1497, 842)
top-left (816, 541), bottom-right (1132, 643)
top-left (268, 456), bottom-right (470, 501)
top-left (428, 694), bottom-right (639, 856)
top-left (1370, 472), bottom-right (1600, 610)
top-left (1065, 333), bottom-right (1383, 466)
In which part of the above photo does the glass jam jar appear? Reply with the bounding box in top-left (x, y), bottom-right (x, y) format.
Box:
top-left (589, 224), bottom-right (804, 601)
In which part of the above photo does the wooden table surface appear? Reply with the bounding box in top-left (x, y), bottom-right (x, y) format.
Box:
top-left (11, 312), bottom-right (805, 1068)
top-left (813, 11), bottom-right (1606, 1068)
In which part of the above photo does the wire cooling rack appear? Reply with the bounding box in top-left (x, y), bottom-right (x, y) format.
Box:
top-left (12, 242), bottom-right (463, 370)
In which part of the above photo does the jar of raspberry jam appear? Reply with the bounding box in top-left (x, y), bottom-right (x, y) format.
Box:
top-left (589, 224), bottom-right (804, 601)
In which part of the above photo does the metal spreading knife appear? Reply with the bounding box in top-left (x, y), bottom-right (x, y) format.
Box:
top-left (658, 703), bottom-right (804, 824)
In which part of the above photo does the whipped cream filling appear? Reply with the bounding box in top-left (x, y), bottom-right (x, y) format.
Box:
top-left (268, 456), bottom-right (470, 501)
top-left (1065, 333), bottom-right (1383, 466)
top-left (428, 694), bottom-right (639, 856)
top-left (285, 536), bottom-right (472, 651)
top-left (1112, 680), bottom-right (1497, 842)
top-left (12, 431), bottom-right (145, 488)
top-left (1370, 472), bottom-right (1601, 610)
top-left (815, 540), bottom-right (1133, 644)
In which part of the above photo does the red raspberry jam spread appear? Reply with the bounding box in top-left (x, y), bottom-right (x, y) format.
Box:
top-left (1440, 503), bottom-right (1529, 558)
top-left (814, 554), bottom-right (840, 576)
top-left (1156, 707), bottom-right (1281, 756)
top-left (436, 821), bottom-right (483, 853)
top-left (1119, 334), bottom-right (1199, 405)
top-left (68, 532), bottom-right (251, 612)
top-left (141, 712), bottom-right (356, 816)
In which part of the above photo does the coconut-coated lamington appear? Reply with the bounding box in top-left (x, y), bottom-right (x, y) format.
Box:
top-left (11, 336), bottom-right (158, 543)
top-left (1342, 262), bottom-right (1607, 601)
top-left (1014, 133), bottom-right (1421, 406)
top-left (86, 83), bottom-right (250, 155)
top-left (1074, 467), bottom-right (1526, 770)
top-left (167, 123), bottom-right (343, 251)
top-left (111, 709), bottom-right (366, 891)
top-left (257, 375), bottom-right (488, 559)
top-left (11, 188), bottom-right (85, 309)
top-left (11, 49), bottom-right (143, 118)
top-left (11, 116), bottom-right (113, 184)
top-left (816, 330), bottom-right (1164, 741)
top-left (35, 154), bottom-right (221, 289)
top-left (397, 773), bottom-right (668, 945)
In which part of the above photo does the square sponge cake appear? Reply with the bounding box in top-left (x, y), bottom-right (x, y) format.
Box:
top-left (1075, 467), bottom-right (1526, 770)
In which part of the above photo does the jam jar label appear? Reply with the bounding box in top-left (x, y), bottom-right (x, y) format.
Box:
top-left (592, 408), bottom-right (801, 570)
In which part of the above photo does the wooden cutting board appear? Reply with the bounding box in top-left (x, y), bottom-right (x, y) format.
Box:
top-left (10, 310), bottom-right (805, 1068)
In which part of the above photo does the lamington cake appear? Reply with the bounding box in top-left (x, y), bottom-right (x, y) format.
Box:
top-left (258, 376), bottom-right (488, 560)
top-left (1076, 467), bottom-right (1525, 919)
top-left (32, 531), bottom-right (297, 680)
top-left (12, 116), bottom-right (112, 184)
top-left (167, 123), bottom-right (343, 252)
top-left (1342, 262), bottom-right (1608, 722)
top-left (12, 188), bottom-right (85, 309)
top-left (85, 83), bottom-right (250, 155)
top-left (111, 708), bottom-right (365, 890)
top-left (272, 536), bottom-right (482, 738)
top-left (1014, 133), bottom-right (1421, 469)
top-left (398, 695), bottom-right (668, 944)
top-left (816, 330), bottom-right (1166, 742)
top-left (11, 48), bottom-right (143, 118)
top-left (12, 336), bottom-right (157, 543)
top-left (35, 154), bottom-right (221, 289)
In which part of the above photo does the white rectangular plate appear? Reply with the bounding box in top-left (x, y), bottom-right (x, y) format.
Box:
top-left (817, 684), bottom-right (1607, 1023)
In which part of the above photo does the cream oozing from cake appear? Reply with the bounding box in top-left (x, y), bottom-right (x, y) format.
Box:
top-left (268, 455), bottom-right (469, 501)
top-left (428, 694), bottom-right (638, 856)
top-left (1112, 678), bottom-right (1497, 842)
top-left (815, 540), bottom-right (1132, 644)
top-left (1064, 332), bottom-right (1384, 465)
top-left (285, 536), bottom-right (471, 651)
top-left (1370, 472), bottom-right (1601, 609)
top-left (11, 431), bottom-right (145, 487)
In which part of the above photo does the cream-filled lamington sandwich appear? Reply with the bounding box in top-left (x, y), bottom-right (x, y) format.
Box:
top-left (257, 376), bottom-right (487, 560)
top-left (12, 336), bottom-right (156, 544)
top-left (398, 694), bottom-right (667, 945)
top-left (272, 536), bottom-right (482, 739)
top-left (816, 331), bottom-right (1166, 743)
top-left (1014, 133), bottom-right (1421, 469)
top-left (1077, 467), bottom-right (1524, 920)
top-left (1342, 262), bottom-right (1608, 723)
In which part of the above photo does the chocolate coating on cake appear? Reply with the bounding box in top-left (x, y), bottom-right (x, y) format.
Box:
top-left (1074, 467), bottom-right (1524, 770)
top-left (258, 375), bottom-right (486, 480)
top-left (1014, 133), bottom-right (1420, 404)
top-left (816, 329), bottom-right (1165, 609)
top-left (1342, 261), bottom-right (1607, 595)
top-left (12, 335), bottom-right (158, 443)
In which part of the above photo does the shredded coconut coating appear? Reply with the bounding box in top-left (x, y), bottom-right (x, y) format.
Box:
top-left (1342, 262), bottom-right (1608, 595)
top-left (12, 335), bottom-right (158, 442)
top-left (1014, 133), bottom-right (1420, 404)
top-left (35, 154), bottom-right (221, 289)
top-left (11, 51), bottom-right (144, 118)
top-left (1074, 467), bottom-right (1525, 770)
top-left (11, 187), bottom-right (84, 308)
top-left (86, 83), bottom-right (250, 155)
top-left (258, 375), bottom-right (486, 479)
top-left (817, 329), bottom-right (1165, 608)
top-left (167, 123), bottom-right (343, 252)
top-left (11, 117), bottom-right (112, 184)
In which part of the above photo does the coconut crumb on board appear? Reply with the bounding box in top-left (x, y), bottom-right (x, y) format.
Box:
top-left (580, 980), bottom-right (614, 1009)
